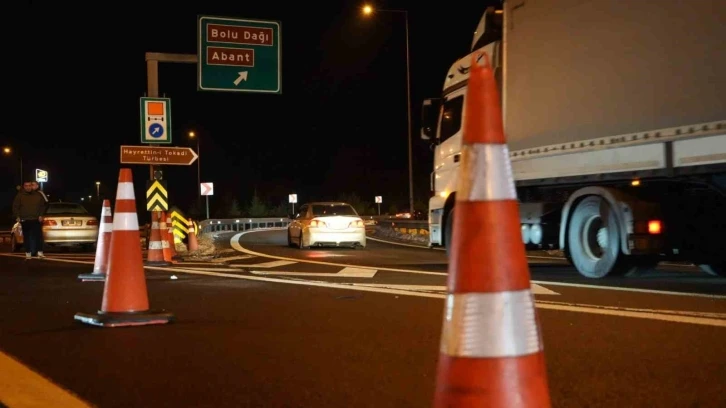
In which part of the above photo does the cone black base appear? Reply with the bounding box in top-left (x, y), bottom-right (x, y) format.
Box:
top-left (74, 310), bottom-right (175, 327)
top-left (77, 273), bottom-right (106, 281)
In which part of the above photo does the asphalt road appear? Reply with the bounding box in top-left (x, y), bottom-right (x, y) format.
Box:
top-left (0, 230), bottom-right (724, 407)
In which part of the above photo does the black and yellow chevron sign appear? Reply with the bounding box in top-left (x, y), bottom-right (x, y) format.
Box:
top-left (145, 180), bottom-right (168, 211)
top-left (169, 207), bottom-right (191, 243)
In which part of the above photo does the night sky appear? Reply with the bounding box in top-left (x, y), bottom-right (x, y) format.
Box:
top-left (3, 1), bottom-right (499, 223)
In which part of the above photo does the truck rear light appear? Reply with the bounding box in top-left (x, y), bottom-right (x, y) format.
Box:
top-left (86, 220), bottom-right (98, 226)
top-left (648, 220), bottom-right (662, 234)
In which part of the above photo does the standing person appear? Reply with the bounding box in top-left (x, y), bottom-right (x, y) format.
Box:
top-left (31, 181), bottom-right (49, 253)
top-left (12, 181), bottom-right (47, 259)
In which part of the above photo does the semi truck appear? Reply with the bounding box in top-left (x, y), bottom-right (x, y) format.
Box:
top-left (420, 0), bottom-right (726, 278)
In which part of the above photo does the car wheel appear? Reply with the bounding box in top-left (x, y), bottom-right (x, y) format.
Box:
top-left (298, 230), bottom-right (306, 249)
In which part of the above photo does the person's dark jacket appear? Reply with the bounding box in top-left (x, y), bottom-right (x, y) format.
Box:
top-left (12, 190), bottom-right (47, 221)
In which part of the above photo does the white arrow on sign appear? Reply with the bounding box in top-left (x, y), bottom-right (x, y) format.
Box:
top-left (200, 182), bottom-right (214, 196)
top-left (233, 71), bottom-right (249, 86)
top-left (250, 267), bottom-right (377, 278)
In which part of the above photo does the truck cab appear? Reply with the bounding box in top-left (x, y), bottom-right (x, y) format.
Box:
top-left (421, 7), bottom-right (503, 251)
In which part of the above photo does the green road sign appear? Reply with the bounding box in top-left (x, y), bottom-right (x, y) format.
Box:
top-left (197, 16), bottom-right (281, 94)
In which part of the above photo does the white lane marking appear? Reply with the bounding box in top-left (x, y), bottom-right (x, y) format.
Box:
top-left (251, 267), bottom-right (377, 278)
top-left (2, 253), bottom-right (723, 327)
top-left (233, 231), bottom-right (723, 299)
top-left (0, 350), bottom-right (93, 407)
top-left (366, 236), bottom-right (568, 260)
top-left (532, 280), bottom-right (726, 300)
top-left (240, 260), bottom-right (297, 268)
top-left (230, 231), bottom-right (447, 276)
top-left (142, 266), bottom-right (726, 327)
top-left (365, 236), bottom-right (698, 267)
top-left (211, 255), bottom-right (255, 263)
top-left (351, 283), bottom-right (558, 295)
top-left (536, 300), bottom-right (726, 327)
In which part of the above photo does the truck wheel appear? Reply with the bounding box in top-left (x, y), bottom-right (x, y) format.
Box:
top-left (444, 207), bottom-right (454, 258)
top-left (699, 264), bottom-right (726, 277)
top-left (567, 196), bottom-right (628, 278)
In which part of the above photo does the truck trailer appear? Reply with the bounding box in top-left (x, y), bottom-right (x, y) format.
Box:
top-left (420, 0), bottom-right (726, 278)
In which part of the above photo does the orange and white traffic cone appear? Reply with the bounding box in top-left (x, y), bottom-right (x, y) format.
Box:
top-left (79, 199), bottom-right (113, 281)
top-left (186, 218), bottom-right (198, 251)
top-left (74, 168), bottom-right (174, 327)
top-left (144, 211), bottom-right (171, 266)
top-left (432, 52), bottom-right (551, 407)
top-left (160, 211), bottom-right (174, 263)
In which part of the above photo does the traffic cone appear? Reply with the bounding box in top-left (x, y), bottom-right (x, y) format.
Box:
top-left (74, 168), bottom-right (174, 327)
top-left (78, 199), bottom-right (113, 281)
top-left (432, 52), bottom-right (551, 407)
top-left (144, 211), bottom-right (171, 266)
top-left (187, 218), bottom-right (199, 251)
top-left (160, 212), bottom-right (174, 263)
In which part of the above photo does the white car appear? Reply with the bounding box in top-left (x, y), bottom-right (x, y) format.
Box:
top-left (11, 202), bottom-right (98, 252)
top-left (287, 202), bottom-right (366, 249)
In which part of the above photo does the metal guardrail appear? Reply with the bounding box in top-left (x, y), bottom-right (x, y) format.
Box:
top-left (198, 217), bottom-right (292, 234)
top-left (374, 219), bottom-right (429, 236)
top-left (194, 217), bottom-right (429, 236)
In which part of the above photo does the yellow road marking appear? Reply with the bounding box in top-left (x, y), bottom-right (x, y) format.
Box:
top-left (0, 349), bottom-right (92, 407)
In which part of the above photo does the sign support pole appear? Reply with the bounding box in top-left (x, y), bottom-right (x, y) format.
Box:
top-left (144, 52), bottom-right (199, 218)
top-left (205, 196), bottom-right (210, 220)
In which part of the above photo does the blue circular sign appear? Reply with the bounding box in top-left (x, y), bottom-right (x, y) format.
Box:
top-left (148, 123), bottom-right (164, 138)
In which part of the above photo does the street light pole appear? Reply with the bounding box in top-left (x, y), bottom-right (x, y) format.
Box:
top-left (189, 131), bottom-right (201, 201)
top-left (196, 137), bottom-right (201, 199)
top-left (95, 181), bottom-right (100, 199)
top-left (363, 6), bottom-right (415, 215)
top-left (403, 10), bottom-right (414, 216)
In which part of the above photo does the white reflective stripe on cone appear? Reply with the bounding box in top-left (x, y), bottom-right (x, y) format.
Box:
top-left (161, 240), bottom-right (170, 248)
top-left (457, 143), bottom-right (517, 202)
top-left (112, 212), bottom-right (139, 231)
top-left (148, 241), bottom-right (163, 250)
top-left (99, 223), bottom-right (113, 233)
top-left (116, 182), bottom-right (135, 200)
top-left (101, 207), bottom-right (112, 216)
top-left (440, 290), bottom-right (542, 358)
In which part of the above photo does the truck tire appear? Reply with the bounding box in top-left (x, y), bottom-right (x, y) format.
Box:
top-left (567, 196), bottom-right (628, 278)
top-left (444, 207), bottom-right (454, 258)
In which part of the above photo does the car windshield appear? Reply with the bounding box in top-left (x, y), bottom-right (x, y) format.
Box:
top-left (311, 204), bottom-right (358, 216)
top-left (46, 203), bottom-right (89, 215)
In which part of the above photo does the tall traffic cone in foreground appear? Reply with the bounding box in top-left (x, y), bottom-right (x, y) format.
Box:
top-left (74, 168), bottom-right (174, 327)
top-left (144, 211), bottom-right (171, 266)
top-left (432, 52), bottom-right (551, 407)
top-left (78, 199), bottom-right (113, 281)
top-left (186, 218), bottom-right (199, 251)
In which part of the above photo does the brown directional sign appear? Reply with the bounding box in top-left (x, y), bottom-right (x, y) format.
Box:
top-left (120, 145), bottom-right (198, 166)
